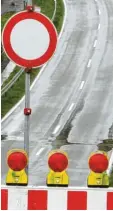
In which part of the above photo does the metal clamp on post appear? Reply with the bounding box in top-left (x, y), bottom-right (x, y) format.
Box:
top-left (26, 5), bottom-right (34, 12)
top-left (24, 108), bottom-right (32, 115)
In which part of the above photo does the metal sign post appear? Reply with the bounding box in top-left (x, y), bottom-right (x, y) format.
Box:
top-left (23, 0), bottom-right (32, 180)
top-left (24, 69), bottom-right (31, 176)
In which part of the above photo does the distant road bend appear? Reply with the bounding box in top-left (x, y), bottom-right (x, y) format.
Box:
top-left (1, 0), bottom-right (113, 186)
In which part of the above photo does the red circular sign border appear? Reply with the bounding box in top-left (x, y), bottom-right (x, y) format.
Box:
top-left (2, 11), bottom-right (57, 68)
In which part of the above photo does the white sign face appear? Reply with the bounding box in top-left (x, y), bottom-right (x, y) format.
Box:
top-left (2, 11), bottom-right (57, 68)
top-left (10, 19), bottom-right (50, 60)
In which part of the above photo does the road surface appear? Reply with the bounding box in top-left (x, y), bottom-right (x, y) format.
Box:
top-left (1, 0), bottom-right (113, 186)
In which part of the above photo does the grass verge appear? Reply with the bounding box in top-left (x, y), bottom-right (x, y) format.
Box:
top-left (1, 69), bottom-right (40, 117)
top-left (97, 139), bottom-right (113, 152)
top-left (1, 12), bottom-right (15, 69)
top-left (97, 139), bottom-right (113, 187)
top-left (1, 0), bottom-right (65, 118)
top-left (1, 11), bottom-right (15, 32)
top-left (1, 66), bottom-right (20, 89)
top-left (53, 0), bottom-right (65, 33)
top-left (109, 169), bottom-right (113, 187)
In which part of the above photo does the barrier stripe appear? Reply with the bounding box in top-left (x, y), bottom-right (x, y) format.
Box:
top-left (1, 189), bottom-right (8, 210)
top-left (87, 190), bottom-right (106, 210)
top-left (48, 189), bottom-right (67, 210)
top-left (1, 188), bottom-right (113, 210)
top-left (8, 189), bottom-right (27, 210)
top-left (67, 191), bottom-right (87, 210)
top-left (28, 190), bottom-right (47, 210)
top-left (107, 192), bottom-right (113, 210)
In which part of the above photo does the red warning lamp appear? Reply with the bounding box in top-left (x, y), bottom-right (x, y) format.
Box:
top-left (48, 152), bottom-right (68, 172)
top-left (7, 151), bottom-right (28, 171)
top-left (24, 108), bottom-right (32, 115)
top-left (88, 153), bottom-right (109, 173)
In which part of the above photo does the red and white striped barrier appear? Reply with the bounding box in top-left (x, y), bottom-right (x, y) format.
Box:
top-left (1, 186), bottom-right (113, 210)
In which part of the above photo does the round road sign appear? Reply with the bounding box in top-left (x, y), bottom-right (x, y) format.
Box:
top-left (2, 11), bottom-right (57, 68)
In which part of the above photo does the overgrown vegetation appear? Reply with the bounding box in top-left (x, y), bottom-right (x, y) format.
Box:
top-left (1, 66), bottom-right (20, 89)
top-left (1, 68), bottom-right (40, 117)
top-left (33, 0), bottom-right (54, 19)
top-left (1, 0), bottom-right (65, 118)
top-left (1, 12), bottom-right (15, 31)
top-left (53, 0), bottom-right (64, 33)
top-left (97, 139), bottom-right (113, 152)
top-left (109, 169), bottom-right (113, 187)
top-left (98, 139), bottom-right (113, 187)
top-left (1, 12), bottom-right (15, 69)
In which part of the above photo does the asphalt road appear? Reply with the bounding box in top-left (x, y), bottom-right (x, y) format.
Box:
top-left (1, 0), bottom-right (113, 186)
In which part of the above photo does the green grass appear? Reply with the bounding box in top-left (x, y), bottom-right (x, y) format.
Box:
top-left (33, 0), bottom-right (54, 19)
top-left (97, 139), bottom-right (113, 187)
top-left (1, 12), bottom-right (15, 64)
top-left (33, 0), bottom-right (65, 33)
top-left (97, 139), bottom-right (113, 152)
top-left (1, 12), bottom-right (15, 32)
top-left (1, 68), bottom-right (40, 117)
top-left (110, 169), bottom-right (113, 187)
top-left (1, 52), bottom-right (8, 63)
top-left (53, 0), bottom-right (65, 33)
top-left (1, 0), bottom-right (65, 118)
top-left (1, 66), bottom-right (20, 89)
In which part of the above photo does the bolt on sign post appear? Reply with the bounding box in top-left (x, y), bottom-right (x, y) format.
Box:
top-left (6, 149), bottom-right (28, 185)
top-left (87, 151), bottom-right (109, 188)
top-left (2, 1), bottom-right (57, 183)
top-left (46, 150), bottom-right (69, 187)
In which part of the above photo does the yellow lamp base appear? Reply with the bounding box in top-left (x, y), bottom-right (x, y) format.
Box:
top-left (87, 171), bottom-right (109, 188)
top-left (6, 168), bottom-right (28, 186)
top-left (46, 170), bottom-right (69, 187)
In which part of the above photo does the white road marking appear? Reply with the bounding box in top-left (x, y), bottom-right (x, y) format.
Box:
top-left (87, 59), bottom-right (92, 68)
top-left (95, 0), bottom-right (97, 1)
top-left (68, 103), bottom-right (74, 111)
top-left (3, 136), bottom-right (23, 141)
top-left (53, 125), bottom-right (60, 134)
top-left (98, 23), bottom-right (100, 30)
top-left (98, 9), bottom-right (101, 15)
top-left (36, 147), bottom-right (45, 156)
top-left (93, 39), bottom-right (97, 48)
top-left (79, 81), bottom-right (85, 90)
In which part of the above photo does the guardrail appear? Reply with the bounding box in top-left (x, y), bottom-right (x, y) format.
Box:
top-left (1, 68), bottom-right (23, 96)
